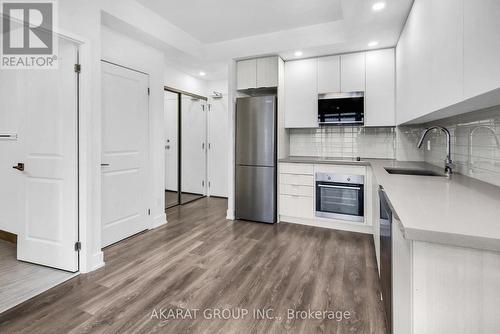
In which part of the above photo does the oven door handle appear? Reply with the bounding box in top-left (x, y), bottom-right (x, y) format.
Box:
top-left (317, 184), bottom-right (361, 191)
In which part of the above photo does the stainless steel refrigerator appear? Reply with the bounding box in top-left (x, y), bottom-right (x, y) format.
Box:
top-left (235, 96), bottom-right (277, 224)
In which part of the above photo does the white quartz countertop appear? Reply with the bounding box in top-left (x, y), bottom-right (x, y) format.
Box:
top-left (279, 157), bottom-right (500, 252)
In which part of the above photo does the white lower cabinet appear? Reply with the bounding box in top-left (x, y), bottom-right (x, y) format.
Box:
top-left (392, 218), bottom-right (500, 334)
top-left (279, 163), bottom-right (314, 219)
top-left (278, 163), bottom-right (372, 234)
top-left (279, 195), bottom-right (314, 219)
top-left (280, 184), bottom-right (314, 197)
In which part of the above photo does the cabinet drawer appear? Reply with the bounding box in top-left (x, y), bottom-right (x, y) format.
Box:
top-left (280, 174), bottom-right (314, 186)
top-left (280, 195), bottom-right (314, 219)
top-left (279, 163), bottom-right (314, 175)
top-left (280, 184), bottom-right (314, 197)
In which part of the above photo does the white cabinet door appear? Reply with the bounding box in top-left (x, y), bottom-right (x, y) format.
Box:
top-left (365, 49), bottom-right (395, 127)
top-left (429, 0), bottom-right (463, 111)
top-left (318, 55), bottom-right (341, 93)
top-left (279, 195), bottom-right (314, 219)
top-left (463, 0), bottom-right (500, 99)
top-left (256, 57), bottom-right (278, 88)
top-left (101, 61), bottom-right (149, 248)
top-left (208, 96), bottom-right (229, 197)
top-left (284, 58), bottom-right (318, 128)
top-left (236, 59), bottom-right (257, 90)
top-left (396, 0), bottom-right (432, 124)
top-left (341, 52), bottom-right (366, 92)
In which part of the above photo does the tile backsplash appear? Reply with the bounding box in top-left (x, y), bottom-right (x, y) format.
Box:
top-left (288, 105), bottom-right (500, 187)
top-left (289, 126), bottom-right (396, 159)
top-left (413, 106), bottom-right (500, 187)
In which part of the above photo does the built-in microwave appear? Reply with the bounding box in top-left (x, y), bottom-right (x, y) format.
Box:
top-left (318, 92), bottom-right (364, 125)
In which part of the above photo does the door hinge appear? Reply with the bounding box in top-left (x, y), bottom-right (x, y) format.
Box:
top-left (147, 88), bottom-right (150, 95)
top-left (75, 241), bottom-right (81, 251)
top-left (74, 64), bottom-right (81, 73)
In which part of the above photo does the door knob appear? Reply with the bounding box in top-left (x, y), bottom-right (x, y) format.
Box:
top-left (12, 163), bottom-right (24, 171)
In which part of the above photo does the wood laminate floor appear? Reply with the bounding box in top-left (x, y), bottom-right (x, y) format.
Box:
top-left (0, 240), bottom-right (75, 314)
top-left (0, 198), bottom-right (387, 333)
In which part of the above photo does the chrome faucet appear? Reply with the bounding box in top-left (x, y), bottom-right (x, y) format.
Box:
top-left (417, 126), bottom-right (454, 176)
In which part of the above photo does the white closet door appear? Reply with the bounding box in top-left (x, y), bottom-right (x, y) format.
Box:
top-left (164, 91), bottom-right (178, 192)
top-left (208, 97), bottom-right (228, 197)
top-left (181, 97), bottom-right (207, 195)
top-left (101, 61), bottom-right (149, 248)
top-left (10, 38), bottom-right (79, 272)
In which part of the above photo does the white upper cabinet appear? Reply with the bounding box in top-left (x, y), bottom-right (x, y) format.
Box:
top-left (236, 59), bottom-right (257, 90)
top-left (428, 0), bottom-right (463, 111)
top-left (257, 57), bottom-right (278, 88)
top-left (317, 55), bottom-right (341, 93)
top-left (463, 0), bottom-right (500, 99)
top-left (237, 57), bottom-right (278, 90)
top-left (284, 58), bottom-right (318, 128)
top-left (365, 49), bottom-right (395, 127)
top-left (397, 0), bottom-right (500, 124)
top-left (341, 53), bottom-right (366, 92)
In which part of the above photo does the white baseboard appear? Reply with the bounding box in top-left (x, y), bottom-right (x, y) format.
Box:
top-left (280, 215), bottom-right (373, 234)
top-left (226, 209), bottom-right (235, 220)
top-left (152, 213), bottom-right (167, 229)
top-left (86, 251), bottom-right (105, 273)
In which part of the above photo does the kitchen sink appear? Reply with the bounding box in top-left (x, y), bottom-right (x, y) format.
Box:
top-left (384, 167), bottom-right (445, 177)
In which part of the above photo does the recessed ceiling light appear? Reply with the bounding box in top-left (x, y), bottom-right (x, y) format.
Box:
top-left (372, 2), bottom-right (386, 11)
top-left (368, 41), bottom-right (379, 47)
top-left (294, 51), bottom-right (303, 57)
top-left (199, 71), bottom-right (206, 76)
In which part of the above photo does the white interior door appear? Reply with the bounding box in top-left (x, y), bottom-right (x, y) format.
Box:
top-left (0, 38), bottom-right (80, 272)
top-left (181, 96), bottom-right (207, 195)
top-left (208, 97), bottom-right (229, 197)
top-left (101, 62), bottom-right (149, 248)
top-left (164, 91), bottom-right (178, 192)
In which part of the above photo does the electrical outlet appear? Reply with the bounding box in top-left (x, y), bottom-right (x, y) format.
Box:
top-left (427, 140), bottom-right (431, 151)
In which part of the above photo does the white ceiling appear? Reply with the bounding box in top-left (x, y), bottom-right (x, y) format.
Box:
top-left (113, 0), bottom-right (414, 80)
top-left (136, 0), bottom-right (343, 43)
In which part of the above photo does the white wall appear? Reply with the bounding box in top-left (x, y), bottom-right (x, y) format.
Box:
top-left (101, 26), bottom-right (167, 229)
top-left (164, 66), bottom-right (208, 97)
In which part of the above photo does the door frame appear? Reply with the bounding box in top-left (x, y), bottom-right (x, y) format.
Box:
top-left (51, 28), bottom-right (99, 274)
top-left (164, 87), bottom-right (208, 208)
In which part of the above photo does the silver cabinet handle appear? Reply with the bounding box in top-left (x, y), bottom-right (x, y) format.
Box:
top-left (318, 184), bottom-right (361, 191)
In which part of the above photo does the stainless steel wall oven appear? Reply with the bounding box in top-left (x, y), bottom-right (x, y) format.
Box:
top-left (315, 173), bottom-right (364, 222)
